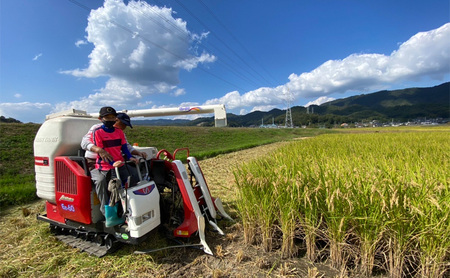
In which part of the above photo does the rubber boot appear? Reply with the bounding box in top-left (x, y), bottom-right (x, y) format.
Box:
top-left (105, 203), bottom-right (125, 227)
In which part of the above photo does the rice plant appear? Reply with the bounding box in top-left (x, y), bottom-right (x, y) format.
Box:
top-left (234, 128), bottom-right (449, 277)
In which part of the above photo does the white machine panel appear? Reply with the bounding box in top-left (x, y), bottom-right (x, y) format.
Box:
top-left (34, 115), bottom-right (98, 203)
top-left (125, 181), bottom-right (161, 238)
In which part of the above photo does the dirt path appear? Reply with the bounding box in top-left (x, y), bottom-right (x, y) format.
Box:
top-left (200, 141), bottom-right (289, 204)
top-left (160, 141), bottom-right (340, 278)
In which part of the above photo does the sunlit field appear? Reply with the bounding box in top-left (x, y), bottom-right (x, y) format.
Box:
top-left (235, 129), bottom-right (449, 277)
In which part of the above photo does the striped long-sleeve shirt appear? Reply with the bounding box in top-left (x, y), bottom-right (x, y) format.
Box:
top-left (81, 123), bottom-right (136, 159)
top-left (92, 126), bottom-right (132, 171)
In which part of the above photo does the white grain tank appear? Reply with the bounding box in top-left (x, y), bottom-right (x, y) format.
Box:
top-left (34, 110), bottom-right (99, 203)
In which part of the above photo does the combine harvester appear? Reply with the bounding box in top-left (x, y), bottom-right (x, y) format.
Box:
top-left (34, 105), bottom-right (231, 257)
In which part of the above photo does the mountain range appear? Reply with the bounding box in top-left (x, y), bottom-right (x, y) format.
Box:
top-left (134, 82), bottom-right (449, 127)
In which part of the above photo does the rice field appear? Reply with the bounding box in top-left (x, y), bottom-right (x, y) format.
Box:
top-left (234, 129), bottom-right (449, 277)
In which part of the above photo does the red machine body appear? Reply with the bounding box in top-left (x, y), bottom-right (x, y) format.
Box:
top-left (53, 157), bottom-right (93, 224)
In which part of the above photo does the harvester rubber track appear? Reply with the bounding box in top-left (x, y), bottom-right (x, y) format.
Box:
top-left (55, 234), bottom-right (110, 257)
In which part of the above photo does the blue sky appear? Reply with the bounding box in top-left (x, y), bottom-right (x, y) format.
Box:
top-left (1, 0), bottom-right (449, 123)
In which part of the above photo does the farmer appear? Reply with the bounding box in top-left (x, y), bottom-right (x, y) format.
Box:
top-left (81, 112), bottom-right (147, 171)
top-left (85, 107), bottom-right (139, 225)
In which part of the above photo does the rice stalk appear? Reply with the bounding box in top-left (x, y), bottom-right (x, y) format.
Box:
top-left (277, 182), bottom-right (299, 258)
top-left (233, 130), bottom-right (449, 276)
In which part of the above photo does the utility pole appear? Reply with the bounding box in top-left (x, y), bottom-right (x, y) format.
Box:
top-left (285, 104), bottom-right (293, 128)
top-left (284, 89), bottom-right (293, 128)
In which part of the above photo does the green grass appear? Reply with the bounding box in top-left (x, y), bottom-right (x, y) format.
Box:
top-left (0, 123), bottom-right (332, 207)
top-left (0, 174), bottom-right (36, 206)
top-left (125, 126), bottom-right (332, 160)
top-left (0, 123), bottom-right (40, 207)
top-left (0, 123), bottom-right (39, 176)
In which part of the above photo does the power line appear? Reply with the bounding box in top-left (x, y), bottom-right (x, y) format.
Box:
top-left (172, 0), bottom-right (275, 88)
top-left (118, 1), bottom-right (261, 89)
top-left (150, 0), bottom-right (271, 90)
top-left (196, 0), bottom-right (280, 87)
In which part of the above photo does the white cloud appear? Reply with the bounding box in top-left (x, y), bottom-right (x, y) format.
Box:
top-left (32, 53), bottom-right (42, 61)
top-left (173, 88), bottom-right (186, 97)
top-left (75, 39), bottom-right (87, 47)
top-left (52, 77), bottom-right (169, 113)
top-left (204, 86), bottom-right (288, 110)
top-left (174, 52), bottom-right (216, 71)
top-left (288, 24), bottom-right (450, 98)
top-left (205, 23), bottom-right (450, 113)
top-left (55, 0), bottom-right (215, 115)
top-left (251, 105), bottom-right (278, 112)
top-left (204, 91), bottom-right (242, 108)
top-left (305, 96), bottom-right (336, 107)
top-left (61, 0), bottom-right (214, 85)
top-left (0, 102), bottom-right (51, 122)
top-left (14, 93), bottom-right (22, 98)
